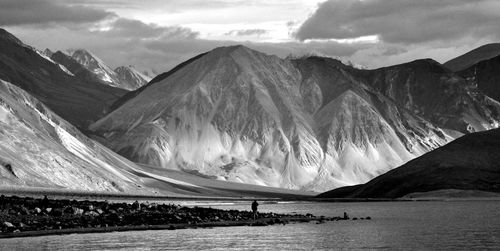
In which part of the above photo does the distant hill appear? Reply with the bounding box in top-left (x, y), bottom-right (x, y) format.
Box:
top-left (318, 129), bottom-right (500, 198)
top-left (444, 43), bottom-right (500, 72)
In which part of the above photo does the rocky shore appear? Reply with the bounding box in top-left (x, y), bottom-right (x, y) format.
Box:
top-left (0, 195), bottom-right (369, 238)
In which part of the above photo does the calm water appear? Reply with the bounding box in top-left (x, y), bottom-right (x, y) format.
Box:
top-left (1, 201), bottom-right (499, 250)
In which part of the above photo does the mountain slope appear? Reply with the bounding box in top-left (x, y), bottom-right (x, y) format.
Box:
top-left (91, 46), bottom-right (452, 192)
top-left (51, 51), bottom-right (109, 85)
top-left (293, 57), bottom-right (450, 190)
top-left (115, 65), bottom-right (151, 90)
top-left (66, 49), bottom-right (122, 87)
top-left (0, 29), bottom-right (126, 128)
top-left (0, 79), bottom-right (147, 191)
top-left (458, 55), bottom-right (500, 103)
top-left (347, 59), bottom-right (500, 133)
top-left (444, 43), bottom-right (500, 72)
top-left (318, 128), bottom-right (500, 198)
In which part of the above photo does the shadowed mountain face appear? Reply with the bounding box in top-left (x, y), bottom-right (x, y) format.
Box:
top-left (347, 59), bottom-right (500, 133)
top-left (0, 29), bottom-right (126, 129)
top-left (50, 51), bottom-right (109, 86)
top-left (91, 46), bottom-right (461, 192)
top-left (458, 55), bottom-right (500, 104)
top-left (317, 128), bottom-right (500, 198)
top-left (444, 43), bottom-right (500, 72)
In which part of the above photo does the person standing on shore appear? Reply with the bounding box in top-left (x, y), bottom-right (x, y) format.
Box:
top-left (251, 200), bottom-right (259, 220)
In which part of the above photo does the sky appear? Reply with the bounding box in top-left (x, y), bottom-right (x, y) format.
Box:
top-left (2, 0), bottom-right (500, 74)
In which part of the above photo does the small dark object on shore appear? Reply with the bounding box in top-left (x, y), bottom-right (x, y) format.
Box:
top-left (251, 200), bottom-right (259, 220)
top-left (343, 212), bottom-right (349, 220)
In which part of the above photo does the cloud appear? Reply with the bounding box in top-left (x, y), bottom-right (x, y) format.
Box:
top-left (93, 18), bottom-right (199, 40)
top-left (224, 29), bottom-right (267, 37)
top-left (0, 0), bottom-right (115, 26)
top-left (295, 0), bottom-right (500, 44)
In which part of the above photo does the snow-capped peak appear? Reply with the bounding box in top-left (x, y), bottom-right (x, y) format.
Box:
top-left (66, 49), bottom-right (120, 85)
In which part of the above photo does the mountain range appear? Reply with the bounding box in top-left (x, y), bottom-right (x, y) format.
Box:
top-left (1, 28), bottom-right (500, 195)
top-left (90, 45), bottom-right (499, 192)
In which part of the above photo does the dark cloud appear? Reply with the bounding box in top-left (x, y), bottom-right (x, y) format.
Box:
top-left (224, 29), bottom-right (267, 37)
top-left (0, 0), bottom-right (115, 26)
top-left (295, 0), bottom-right (500, 44)
top-left (93, 18), bottom-right (199, 40)
top-left (70, 0), bottom-right (251, 13)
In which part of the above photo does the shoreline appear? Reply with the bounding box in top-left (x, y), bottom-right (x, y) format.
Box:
top-left (0, 195), bottom-right (364, 239)
top-left (0, 216), bottom-right (328, 239)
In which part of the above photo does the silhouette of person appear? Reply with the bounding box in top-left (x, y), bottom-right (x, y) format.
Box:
top-left (343, 211), bottom-right (349, 220)
top-left (251, 200), bottom-right (259, 220)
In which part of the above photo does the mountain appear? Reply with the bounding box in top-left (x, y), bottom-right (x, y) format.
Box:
top-left (458, 55), bottom-right (500, 103)
top-left (66, 49), bottom-right (122, 87)
top-left (51, 51), bottom-right (110, 85)
top-left (0, 79), bottom-right (148, 191)
top-left (65, 50), bottom-right (149, 91)
top-left (444, 43), bottom-right (500, 72)
top-left (0, 28), bottom-right (126, 129)
top-left (317, 128), bottom-right (500, 198)
top-left (115, 65), bottom-right (152, 90)
top-left (346, 59), bottom-right (500, 133)
top-left (90, 46), bottom-right (453, 192)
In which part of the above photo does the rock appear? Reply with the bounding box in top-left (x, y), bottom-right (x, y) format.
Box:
top-left (3, 222), bottom-right (14, 228)
top-left (19, 222), bottom-right (29, 229)
top-left (19, 206), bottom-right (30, 215)
top-left (45, 208), bottom-right (52, 213)
top-left (352, 217), bottom-right (358, 220)
top-left (96, 209), bottom-right (104, 215)
top-left (366, 217), bottom-right (372, 220)
top-left (74, 208), bottom-right (84, 215)
top-left (33, 207), bottom-right (42, 214)
top-left (85, 211), bottom-right (99, 217)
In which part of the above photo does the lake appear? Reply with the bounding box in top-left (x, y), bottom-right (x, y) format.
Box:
top-left (1, 200), bottom-right (499, 250)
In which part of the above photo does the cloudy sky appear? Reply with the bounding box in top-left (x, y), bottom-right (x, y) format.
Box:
top-left (2, 0), bottom-right (500, 73)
